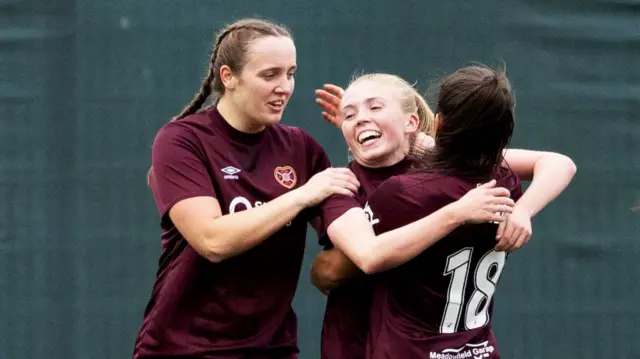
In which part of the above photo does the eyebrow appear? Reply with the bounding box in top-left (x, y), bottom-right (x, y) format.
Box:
top-left (259, 65), bottom-right (297, 73)
top-left (341, 96), bottom-right (385, 110)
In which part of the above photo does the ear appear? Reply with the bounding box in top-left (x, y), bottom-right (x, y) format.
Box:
top-left (220, 65), bottom-right (237, 91)
top-left (404, 113), bottom-right (419, 134)
top-left (434, 113), bottom-right (442, 132)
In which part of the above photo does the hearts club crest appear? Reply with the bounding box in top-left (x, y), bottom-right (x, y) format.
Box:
top-left (274, 166), bottom-right (297, 189)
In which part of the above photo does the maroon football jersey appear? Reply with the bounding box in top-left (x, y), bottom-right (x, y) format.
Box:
top-left (318, 159), bottom-right (412, 359)
top-left (133, 107), bottom-right (330, 359)
top-left (365, 167), bottom-right (522, 359)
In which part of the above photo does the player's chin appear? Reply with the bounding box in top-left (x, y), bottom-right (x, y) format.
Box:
top-left (358, 145), bottom-right (390, 163)
top-left (262, 112), bottom-right (284, 126)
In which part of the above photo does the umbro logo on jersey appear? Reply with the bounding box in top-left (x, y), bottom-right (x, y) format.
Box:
top-left (221, 166), bottom-right (240, 180)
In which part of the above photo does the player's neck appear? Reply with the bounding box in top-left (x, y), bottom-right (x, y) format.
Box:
top-left (360, 150), bottom-right (405, 168)
top-left (217, 97), bottom-right (265, 134)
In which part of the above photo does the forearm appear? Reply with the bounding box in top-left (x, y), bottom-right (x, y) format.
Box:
top-left (311, 248), bottom-right (362, 293)
top-left (516, 154), bottom-right (576, 216)
top-left (330, 205), bottom-right (464, 274)
top-left (204, 190), bottom-right (306, 262)
top-left (365, 203), bottom-right (463, 273)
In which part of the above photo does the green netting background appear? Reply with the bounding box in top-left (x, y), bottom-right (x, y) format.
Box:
top-left (1, 0), bottom-right (638, 358)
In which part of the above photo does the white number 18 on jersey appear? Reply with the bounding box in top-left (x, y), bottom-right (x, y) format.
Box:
top-left (440, 248), bottom-right (506, 333)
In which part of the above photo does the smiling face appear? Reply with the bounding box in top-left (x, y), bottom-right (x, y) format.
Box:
top-left (224, 36), bottom-right (297, 129)
top-left (340, 77), bottom-right (420, 168)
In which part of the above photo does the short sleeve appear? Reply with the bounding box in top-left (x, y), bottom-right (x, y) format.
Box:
top-left (367, 176), bottom-right (449, 235)
top-left (301, 129), bottom-right (331, 176)
top-left (149, 123), bottom-right (217, 218)
top-left (317, 194), bottom-right (362, 247)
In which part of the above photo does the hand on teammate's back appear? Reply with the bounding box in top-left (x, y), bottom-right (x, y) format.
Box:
top-left (452, 180), bottom-right (515, 224)
top-left (315, 84), bottom-right (344, 127)
top-left (413, 132), bottom-right (435, 154)
top-left (495, 206), bottom-right (532, 252)
top-left (295, 168), bottom-right (360, 207)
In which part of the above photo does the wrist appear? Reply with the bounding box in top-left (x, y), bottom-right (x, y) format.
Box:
top-left (514, 202), bottom-right (536, 217)
top-left (288, 187), bottom-right (310, 209)
top-left (442, 202), bottom-right (467, 227)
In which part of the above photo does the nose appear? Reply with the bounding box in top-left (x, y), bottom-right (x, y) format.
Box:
top-left (355, 112), bottom-right (371, 126)
top-left (275, 77), bottom-right (294, 95)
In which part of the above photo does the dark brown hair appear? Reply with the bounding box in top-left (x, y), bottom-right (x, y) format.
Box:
top-left (173, 18), bottom-right (291, 121)
top-left (414, 64), bottom-right (515, 182)
top-left (147, 19), bottom-right (291, 183)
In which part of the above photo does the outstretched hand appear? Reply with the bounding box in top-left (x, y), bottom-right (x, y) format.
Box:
top-left (315, 84), bottom-right (344, 127)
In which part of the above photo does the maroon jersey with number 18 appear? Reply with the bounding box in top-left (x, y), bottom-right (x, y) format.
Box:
top-left (133, 107), bottom-right (330, 359)
top-left (366, 167), bottom-right (522, 359)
